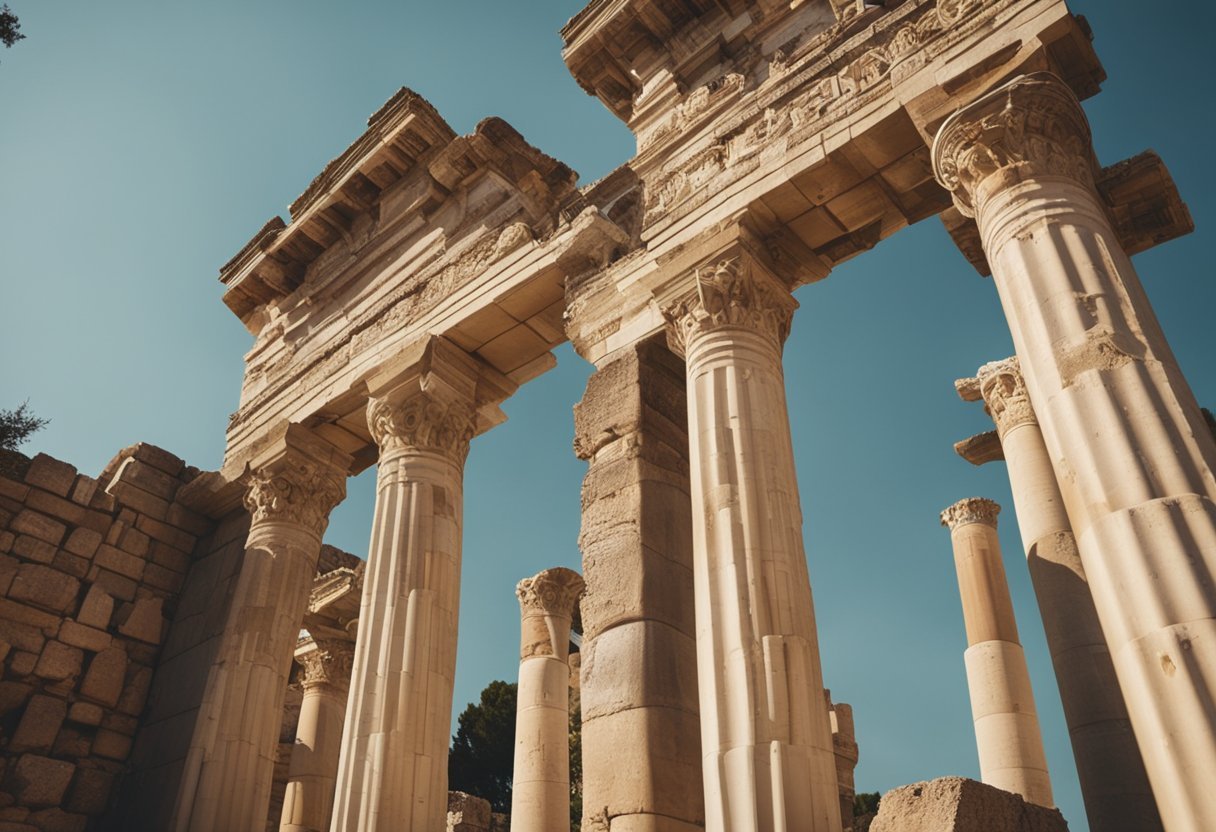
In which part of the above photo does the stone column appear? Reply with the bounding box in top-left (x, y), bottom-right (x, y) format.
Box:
top-left (330, 337), bottom-right (510, 832)
top-left (279, 640), bottom-right (354, 832)
top-left (934, 72), bottom-right (1216, 830)
top-left (828, 697), bottom-right (858, 831)
top-left (173, 425), bottom-right (350, 832)
top-left (510, 568), bottom-right (585, 832)
top-left (665, 255), bottom-right (841, 832)
top-left (960, 359), bottom-right (1161, 832)
top-left (940, 498), bottom-right (1053, 807)
top-left (572, 333), bottom-right (703, 832)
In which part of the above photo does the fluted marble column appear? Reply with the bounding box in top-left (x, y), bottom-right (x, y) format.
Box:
top-left (963, 359), bottom-right (1161, 832)
top-left (941, 498), bottom-right (1053, 807)
top-left (934, 72), bottom-right (1216, 830)
top-left (330, 338), bottom-right (509, 832)
top-left (665, 255), bottom-right (842, 832)
top-left (510, 568), bottom-right (584, 832)
top-left (173, 425), bottom-right (349, 832)
top-left (280, 641), bottom-right (354, 832)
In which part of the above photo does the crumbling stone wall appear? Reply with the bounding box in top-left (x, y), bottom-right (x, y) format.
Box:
top-left (0, 445), bottom-right (209, 832)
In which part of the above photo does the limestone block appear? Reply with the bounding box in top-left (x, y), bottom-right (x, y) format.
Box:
top-left (579, 620), bottom-right (698, 719)
top-left (10, 695), bottom-right (67, 753)
top-left (869, 778), bottom-right (1068, 832)
top-left (90, 729), bottom-right (131, 761)
top-left (8, 512), bottom-right (65, 547)
top-left (447, 791), bottom-right (491, 831)
top-left (0, 682), bottom-right (32, 715)
top-left (23, 456), bottom-right (76, 498)
top-left (66, 702), bottom-right (103, 726)
top-left (69, 476), bottom-right (99, 508)
top-left (8, 565), bottom-right (79, 615)
top-left (91, 546), bottom-right (144, 582)
top-left (148, 541), bottom-right (191, 574)
top-left (75, 586), bottom-right (113, 630)
top-left (49, 553), bottom-right (87, 581)
top-left (87, 569), bottom-right (135, 602)
top-left (4, 755), bottom-right (75, 807)
top-left (25, 808), bottom-right (87, 832)
top-left (65, 767), bottom-right (115, 815)
top-left (23, 491), bottom-right (106, 535)
top-left (51, 729), bottom-right (91, 759)
top-left (79, 648), bottom-right (127, 707)
top-left (102, 479), bottom-right (167, 522)
top-left (116, 665), bottom-right (152, 716)
top-left (117, 596), bottom-right (163, 644)
top-left (141, 563), bottom-right (183, 593)
top-left (109, 459), bottom-right (178, 501)
top-left (11, 537), bottom-right (55, 565)
top-left (32, 642), bottom-right (82, 683)
top-left (134, 515), bottom-right (195, 553)
top-left (115, 526), bottom-right (149, 558)
top-left (57, 622), bottom-right (110, 653)
top-left (129, 443), bottom-right (185, 477)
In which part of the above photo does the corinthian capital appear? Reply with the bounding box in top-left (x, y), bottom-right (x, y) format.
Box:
top-left (367, 389), bottom-right (475, 460)
top-left (933, 72), bottom-right (1096, 218)
top-left (242, 426), bottom-right (349, 537)
top-left (663, 256), bottom-right (796, 355)
top-left (976, 356), bottom-right (1037, 437)
top-left (940, 497), bottom-right (1001, 531)
top-left (517, 567), bottom-right (585, 659)
top-left (298, 640), bottom-right (355, 692)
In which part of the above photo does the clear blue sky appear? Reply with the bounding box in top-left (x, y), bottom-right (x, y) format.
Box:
top-left (1, 2), bottom-right (1212, 828)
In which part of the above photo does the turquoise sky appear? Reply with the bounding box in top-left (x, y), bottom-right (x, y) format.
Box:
top-left (2, 2), bottom-right (1213, 828)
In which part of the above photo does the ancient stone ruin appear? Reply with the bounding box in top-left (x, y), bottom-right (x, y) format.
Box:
top-left (0, 0), bottom-right (1211, 830)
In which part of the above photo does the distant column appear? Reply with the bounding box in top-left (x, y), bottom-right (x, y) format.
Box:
top-left (510, 568), bottom-right (584, 832)
top-left (957, 358), bottom-right (1161, 831)
top-left (940, 498), bottom-right (1052, 807)
top-left (828, 696), bottom-right (858, 830)
top-left (279, 640), bottom-right (353, 832)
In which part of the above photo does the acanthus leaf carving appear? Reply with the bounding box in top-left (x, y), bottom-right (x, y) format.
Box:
top-left (299, 640), bottom-right (355, 692)
top-left (663, 257), bottom-right (795, 356)
top-left (243, 457), bottom-right (346, 537)
top-left (940, 496), bottom-right (1001, 531)
top-left (367, 388), bottom-right (476, 461)
top-left (977, 356), bottom-right (1038, 437)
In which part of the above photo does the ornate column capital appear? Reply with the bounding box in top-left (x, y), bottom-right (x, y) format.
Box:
top-left (977, 356), bottom-right (1037, 438)
top-left (662, 256), bottom-right (796, 356)
top-left (242, 425), bottom-right (350, 537)
top-left (517, 567), bottom-right (585, 659)
top-left (298, 639), bottom-right (355, 693)
top-left (933, 72), bottom-right (1096, 218)
top-left (367, 388), bottom-right (476, 460)
top-left (940, 497), bottom-right (1001, 531)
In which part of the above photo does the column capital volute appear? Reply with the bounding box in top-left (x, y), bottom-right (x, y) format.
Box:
top-left (958, 356), bottom-right (1038, 438)
top-left (940, 497), bottom-right (1001, 531)
top-left (661, 249), bottom-right (797, 357)
top-left (933, 72), bottom-right (1096, 218)
top-left (298, 639), bottom-right (355, 692)
top-left (517, 567), bottom-right (584, 660)
top-left (364, 336), bottom-right (516, 460)
top-left (241, 424), bottom-right (351, 538)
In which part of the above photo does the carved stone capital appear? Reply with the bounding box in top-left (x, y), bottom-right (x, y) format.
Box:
top-left (299, 640), bottom-right (355, 692)
top-left (243, 451), bottom-right (346, 538)
top-left (367, 388), bottom-right (476, 460)
top-left (940, 497), bottom-right (1001, 531)
top-left (976, 356), bottom-right (1037, 437)
top-left (663, 257), bottom-right (796, 356)
top-left (933, 72), bottom-right (1096, 218)
top-left (517, 567), bottom-right (584, 659)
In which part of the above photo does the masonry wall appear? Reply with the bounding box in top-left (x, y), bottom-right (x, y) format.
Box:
top-left (0, 445), bottom-right (211, 832)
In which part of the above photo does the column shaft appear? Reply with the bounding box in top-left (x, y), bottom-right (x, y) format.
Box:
top-left (280, 645), bottom-right (352, 832)
top-left (935, 73), bottom-right (1216, 831)
top-left (668, 258), bottom-right (840, 832)
top-left (942, 499), bottom-right (1053, 807)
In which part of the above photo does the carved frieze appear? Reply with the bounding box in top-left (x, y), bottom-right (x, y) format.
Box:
top-left (243, 457), bottom-right (346, 537)
top-left (664, 258), bottom-right (796, 356)
top-left (367, 388), bottom-right (476, 460)
top-left (940, 497), bottom-right (1001, 530)
top-left (933, 72), bottom-right (1096, 218)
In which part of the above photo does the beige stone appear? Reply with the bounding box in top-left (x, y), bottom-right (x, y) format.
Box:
top-left (10, 696), bottom-right (67, 753)
top-left (32, 641), bottom-right (83, 684)
top-left (79, 648), bottom-right (127, 708)
top-left (7, 565), bottom-right (78, 614)
top-left (869, 778), bottom-right (1068, 832)
top-left (75, 586), bottom-right (114, 630)
top-left (4, 755), bottom-right (75, 807)
top-left (57, 621), bottom-right (111, 653)
top-left (117, 596), bottom-right (164, 645)
top-left (66, 702), bottom-right (103, 727)
top-left (448, 791), bottom-right (491, 832)
top-left (9, 512), bottom-right (66, 547)
top-left (24, 456), bottom-right (77, 499)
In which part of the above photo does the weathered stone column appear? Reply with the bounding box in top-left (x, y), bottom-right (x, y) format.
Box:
top-left (572, 333), bottom-right (703, 832)
top-left (958, 359), bottom-right (1161, 832)
top-left (665, 255), bottom-right (841, 832)
top-left (330, 337), bottom-right (510, 832)
top-left (940, 498), bottom-right (1053, 807)
top-left (934, 72), bottom-right (1216, 830)
top-left (510, 568), bottom-right (585, 832)
top-left (828, 696), bottom-right (858, 831)
top-left (173, 425), bottom-right (349, 832)
top-left (279, 641), bottom-right (354, 832)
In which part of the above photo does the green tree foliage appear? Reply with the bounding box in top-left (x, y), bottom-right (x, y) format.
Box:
top-left (569, 679), bottom-right (582, 828)
top-left (1, 5), bottom-right (24, 54)
top-left (0, 401), bottom-right (47, 452)
top-left (854, 791), bottom-right (881, 817)
top-left (449, 680), bottom-right (518, 813)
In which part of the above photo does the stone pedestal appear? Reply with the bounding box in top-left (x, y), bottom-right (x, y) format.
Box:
top-left (331, 339), bottom-right (508, 832)
top-left (666, 256), bottom-right (841, 832)
top-left (935, 72), bottom-right (1216, 830)
top-left (961, 359), bottom-right (1161, 832)
top-left (279, 640), bottom-right (353, 832)
top-left (572, 334), bottom-right (703, 832)
top-left (172, 426), bottom-right (349, 832)
top-left (940, 499), bottom-right (1052, 808)
top-left (510, 568), bottom-right (584, 832)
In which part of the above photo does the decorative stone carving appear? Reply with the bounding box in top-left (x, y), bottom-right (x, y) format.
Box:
top-left (934, 72), bottom-right (1096, 217)
top-left (516, 567), bottom-right (584, 659)
top-left (492, 222), bottom-right (533, 259)
top-left (940, 497), bottom-right (1000, 531)
top-left (976, 357), bottom-right (1036, 437)
top-left (664, 258), bottom-right (795, 356)
top-left (298, 642), bottom-right (355, 692)
top-left (367, 389), bottom-right (476, 460)
top-left (243, 458), bottom-right (346, 537)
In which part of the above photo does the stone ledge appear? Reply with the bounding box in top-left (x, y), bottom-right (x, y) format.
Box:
top-left (870, 778), bottom-right (1068, 832)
